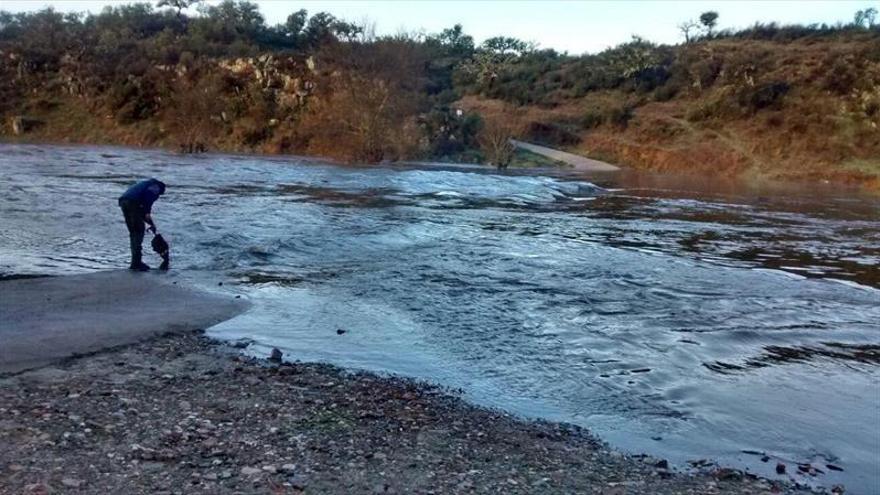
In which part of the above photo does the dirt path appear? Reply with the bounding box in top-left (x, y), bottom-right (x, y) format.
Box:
top-left (511, 139), bottom-right (620, 172)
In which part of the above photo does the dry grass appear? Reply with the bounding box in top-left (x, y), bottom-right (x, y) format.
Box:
top-left (456, 37), bottom-right (880, 192)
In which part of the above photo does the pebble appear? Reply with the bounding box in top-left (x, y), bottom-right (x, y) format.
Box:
top-left (288, 473), bottom-right (308, 489)
top-left (240, 466), bottom-right (261, 476)
top-left (775, 462), bottom-right (786, 474)
top-left (61, 478), bottom-right (84, 488)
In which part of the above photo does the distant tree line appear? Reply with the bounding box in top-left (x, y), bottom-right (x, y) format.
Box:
top-left (0, 1), bottom-right (877, 162)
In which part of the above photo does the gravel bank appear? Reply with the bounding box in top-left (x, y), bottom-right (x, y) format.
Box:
top-left (0, 331), bottom-right (810, 495)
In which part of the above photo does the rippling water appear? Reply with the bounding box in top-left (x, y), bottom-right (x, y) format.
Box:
top-left (1, 144), bottom-right (878, 493)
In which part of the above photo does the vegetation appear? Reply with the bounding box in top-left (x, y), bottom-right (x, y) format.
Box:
top-left (0, 2), bottom-right (878, 188)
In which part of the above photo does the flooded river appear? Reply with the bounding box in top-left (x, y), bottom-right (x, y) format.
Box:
top-left (1, 144), bottom-right (878, 493)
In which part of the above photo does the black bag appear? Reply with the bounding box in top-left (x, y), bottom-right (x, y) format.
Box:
top-left (151, 233), bottom-right (170, 270)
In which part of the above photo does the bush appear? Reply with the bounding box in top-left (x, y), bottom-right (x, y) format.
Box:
top-left (580, 110), bottom-right (604, 129)
top-left (607, 104), bottom-right (635, 128)
top-left (653, 82), bottom-right (680, 102)
top-left (736, 81), bottom-right (790, 113)
top-left (822, 57), bottom-right (860, 95)
top-left (691, 58), bottom-right (722, 89)
top-left (106, 77), bottom-right (159, 124)
top-left (523, 121), bottom-right (581, 146)
top-left (423, 107), bottom-right (482, 156)
top-left (686, 98), bottom-right (724, 121)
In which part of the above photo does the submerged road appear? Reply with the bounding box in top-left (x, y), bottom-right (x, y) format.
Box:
top-left (0, 271), bottom-right (248, 374)
top-left (511, 139), bottom-right (620, 171)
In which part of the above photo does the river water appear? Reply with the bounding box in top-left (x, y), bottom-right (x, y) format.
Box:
top-left (1, 144), bottom-right (878, 493)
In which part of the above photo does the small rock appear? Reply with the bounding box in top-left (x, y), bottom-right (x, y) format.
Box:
top-left (219, 470), bottom-right (233, 479)
top-left (280, 463), bottom-right (297, 474)
top-left (826, 463), bottom-right (844, 472)
top-left (714, 468), bottom-right (742, 481)
top-left (241, 466), bottom-right (261, 476)
top-left (269, 348), bottom-right (283, 362)
top-left (262, 465), bottom-right (277, 473)
top-left (654, 459), bottom-right (668, 470)
top-left (776, 462), bottom-right (786, 474)
top-left (761, 455), bottom-right (770, 462)
top-left (61, 478), bottom-right (84, 488)
top-left (336, 329), bottom-right (346, 335)
top-left (203, 473), bottom-right (218, 481)
top-left (289, 473), bottom-right (307, 490)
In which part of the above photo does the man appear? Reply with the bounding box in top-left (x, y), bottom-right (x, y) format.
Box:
top-left (118, 178), bottom-right (165, 271)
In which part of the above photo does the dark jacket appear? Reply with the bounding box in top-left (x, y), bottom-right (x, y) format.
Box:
top-left (119, 178), bottom-right (165, 213)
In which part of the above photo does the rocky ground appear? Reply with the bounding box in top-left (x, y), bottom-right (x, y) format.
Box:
top-left (0, 330), bottom-right (812, 494)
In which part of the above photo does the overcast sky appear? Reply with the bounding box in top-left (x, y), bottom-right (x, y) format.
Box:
top-left (2, 0), bottom-right (872, 54)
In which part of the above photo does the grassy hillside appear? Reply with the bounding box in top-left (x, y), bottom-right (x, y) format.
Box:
top-left (457, 34), bottom-right (880, 189)
top-left (1, 3), bottom-right (878, 189)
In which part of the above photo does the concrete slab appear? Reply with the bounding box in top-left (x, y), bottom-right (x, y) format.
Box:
top-left (511, 139), bottom-right (620, 172)
top-left (0, 271), bottom-right (248, 374)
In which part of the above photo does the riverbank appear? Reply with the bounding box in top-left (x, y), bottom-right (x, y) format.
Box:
top-left (0, 329), bottom-right (808, 495)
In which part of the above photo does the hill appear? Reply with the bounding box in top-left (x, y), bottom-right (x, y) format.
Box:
top-left (1, 2), bottom-right (878, 190)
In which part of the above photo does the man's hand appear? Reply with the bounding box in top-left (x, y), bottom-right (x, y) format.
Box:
top-left (145, 213), bottom-right (157, 234)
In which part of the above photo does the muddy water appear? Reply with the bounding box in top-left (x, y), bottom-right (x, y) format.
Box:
top-left (1, 144), bottom-right (878, 493)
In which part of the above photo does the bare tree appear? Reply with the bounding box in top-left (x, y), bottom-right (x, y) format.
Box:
top-left (678, 19), bottom-right (700, 43)
top-left (479, 119), bottom-right (516, 169)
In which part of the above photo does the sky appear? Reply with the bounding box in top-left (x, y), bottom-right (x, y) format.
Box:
top-left (1, 0), bottom-right (873, 54)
